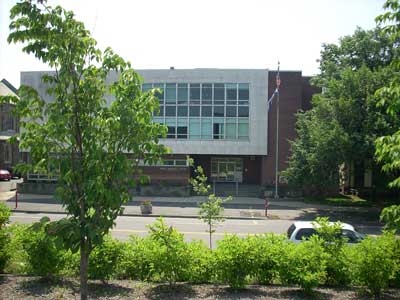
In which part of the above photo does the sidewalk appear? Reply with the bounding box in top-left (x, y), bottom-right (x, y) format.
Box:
top-left (0, 191), bottom-right (381, 223)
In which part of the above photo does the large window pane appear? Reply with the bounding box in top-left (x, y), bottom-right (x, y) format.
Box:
top-left (213, 106), bottom-right (224, 117)
top-left (226, 83), bottom-right (237, 101)
top-left (238, 106), bottom-right (249, 117)
top-left (238, 83), bottom-right (249, 100)
top-left (214, 83), bottom-right (224, 101)
top-left (165, 105), bottom-right (176, 117)
top-left (178, 83), bottom-right (188, 104)
top-left (177, 106), bottom-right (188, 116)
top-left (202, 83), bottom-right (212, 103)
top-left (154, 105), bottom-right (164, 116)
top-left (201, 106), bottom-right (212, 117)
top-left (142, 83), bottom-right (152, 92)
top-left (201, 118), bottom-right (212, 139)
top-left (190, 83), bottom-right (200, 101)
top-left (189, 118), bottom-right (200, 139)
top-left (213, 117), bottom-right (224, 139)
top-left (226, 118), bottom-right (237, 139)
top-left (166, 117), bottom-right (176, 139)
top-left (189, 106), bottom-right (200, 117)
top-left (238, 119), bottom-right (249, 139)
top-left (165, 83), bottom-right (177, 103)
top-left (177, 118), bottom-right (188, 139)
top-left (226, 105), bottom-right (237, 117)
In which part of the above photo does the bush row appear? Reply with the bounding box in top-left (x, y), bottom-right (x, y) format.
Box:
top-left (1, 206), bottom-right (399, 296)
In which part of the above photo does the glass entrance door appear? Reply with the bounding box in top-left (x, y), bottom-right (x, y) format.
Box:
top-left (211, 158), bottom-right (243, 182)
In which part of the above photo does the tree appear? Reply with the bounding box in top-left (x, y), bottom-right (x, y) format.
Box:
top-left (284, 26), bottom-right (399, 196)
top-left (4, 1), bottom-right (167, 299)
top-left (189, 158), bottom-right (230, 248)
top-left (375, 0), bottom-right (400, 189)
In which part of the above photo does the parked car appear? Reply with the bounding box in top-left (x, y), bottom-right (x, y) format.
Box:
top-left (0, 169), bottom-right (12, 181)
top-left (287, 221), bottom-right (365, 244)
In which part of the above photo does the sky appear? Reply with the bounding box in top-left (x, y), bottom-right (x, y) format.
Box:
top-left (0, 0), bottom-right (386, 88)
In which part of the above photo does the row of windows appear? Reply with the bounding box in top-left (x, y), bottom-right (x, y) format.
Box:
top-left (142, 82), bottom-right (249, 105)
top-left (154, 117), bottom-right (249, 140)
top-left (156, 105), bottom-right (249, 117)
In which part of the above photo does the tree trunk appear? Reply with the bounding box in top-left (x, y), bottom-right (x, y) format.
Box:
top-left (80, 236), bottom-right (89, 300)
top-left (209, 223), bottom-right (212, 249)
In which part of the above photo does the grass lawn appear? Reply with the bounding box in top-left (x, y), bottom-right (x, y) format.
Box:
top-left (304, 194), bottom-right (372, 207)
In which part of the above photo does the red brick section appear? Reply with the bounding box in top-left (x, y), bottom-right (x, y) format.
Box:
top-left (261, 71), bottom-right (319, 186)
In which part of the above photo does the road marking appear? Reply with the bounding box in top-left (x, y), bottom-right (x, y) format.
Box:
top-left (111, 229), bottom-right (258, 236)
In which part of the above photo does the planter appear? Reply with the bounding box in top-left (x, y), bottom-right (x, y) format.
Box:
top-left (140, 202), bottom-right (152, 214)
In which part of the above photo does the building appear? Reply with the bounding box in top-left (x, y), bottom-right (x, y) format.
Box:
top-left (0, 78), bottom-right (20, 171)
top-left (20, 69), bottom-right (318, 196)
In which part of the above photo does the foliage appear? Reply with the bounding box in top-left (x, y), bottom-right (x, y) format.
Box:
top-left (88, 235), bottom-right (124, 281)
top-left (6, 1), bottom-right (167, 298)
top-left (3, 224), bottom-right (30, 274)
top-left (279, 237), bottom-right (328, 294)
top-left (345, 232), bottom-right (399, 297)
top-left (0, 203), bottom-right (11, 272)
top-left (284, 26), bottom-right (399, 194)
top-left (147, 217), bottom-right (191, 285)
top-left (186, 241), bottom-right (214, 283)
top-left (0, 202), bottom-right (11, 228)
top-left (213, 234), bottom-right (255, 289)
top-left (247, 234), bottom-right (288, 285)
top-left (312, 217), bottom-right (350, 286)
top-left (21, 217), bottom-right (67, 277)
top-left (116, 236), bottom-right (156, 281)
top-left (380, 204), bottom-right (400, 232)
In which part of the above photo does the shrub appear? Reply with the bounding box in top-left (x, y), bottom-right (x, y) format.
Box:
top-left (279, 236), bottom-right (328, 294)
top-left (88, 235), bottom-right (125, 281)
top-left (313, 217), bottom-right (350, 286)
top-left (247, 233), bottom-right (288, 285)
top-left (116, 235), bottom-right (156, 281)
top-left (147, 217), bottom-right (191, 285)
top-left (186, 240), bottom-right (213, 283)
top-left (22, 217), bottom-right (66, 277)
top-left (0, 229), bottom-right (10, 272)
top-left (345, 232), bottom-right (399, 297)
top-left (3, 224), bottom-right (30, 274)
top-left (0, 202), bottom-right (11, 227)
top-left (213, 234), bottom-right (254, 289)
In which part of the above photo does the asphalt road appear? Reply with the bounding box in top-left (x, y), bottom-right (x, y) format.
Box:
top-left (10, 212), bottom-right (291, 244)
top-left (10, 212), bottom-right (382, 247)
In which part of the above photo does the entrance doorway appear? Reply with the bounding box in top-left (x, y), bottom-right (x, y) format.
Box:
top-left (210, 158), bottom-right (243, 183)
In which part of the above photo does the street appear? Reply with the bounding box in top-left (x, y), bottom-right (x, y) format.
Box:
top-left (10, 212), bottom-right (292, 245)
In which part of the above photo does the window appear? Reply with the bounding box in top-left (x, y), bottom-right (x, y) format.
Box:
top-left (213, 106), bottom-right (224, 117)
top-left (177, 83), bottom-right (188, 104)
top-left (190, 83), bottom-right (200, 103)
top-left (165, 83), bottom-right (177, 103)
top-left (226, 118), bottom-right (237, 139)
top-left (147, 81), bottom-right (249, 141)
top-left (238, 83), bottom-right (249, 100)
top-left (177, 106), bottom-right (188, 116)
top-left (201, 106), bottom-right (212, 117)
top-left (201, 118), bottom-right (212, 139)
top-left (177, 117), bottom-right (188, 139)
top-left (189, 106), bottom-right (200, 117)
top-left (165, 106), bottom-right (176, 117)
top-left (226, 83), bottom-right (237, 102)
top-left (189, 118), bottom-right (200, 139)
top-left (295, 228), bottom-right (317, 241)
top-left (202, 83), bottom-right (212, 104)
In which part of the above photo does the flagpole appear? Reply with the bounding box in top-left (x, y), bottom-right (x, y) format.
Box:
top-left (275, 62), bottom-right (280, 200)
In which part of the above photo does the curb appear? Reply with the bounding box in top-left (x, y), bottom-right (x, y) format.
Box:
top-left (10, 209), bottom-right (269, 221)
